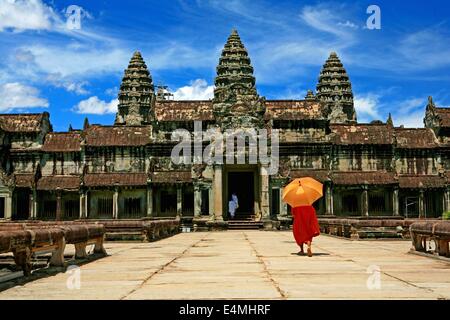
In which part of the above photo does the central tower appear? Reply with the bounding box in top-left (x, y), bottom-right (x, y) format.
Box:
top-left (213, 29), bottom-right (266, 129)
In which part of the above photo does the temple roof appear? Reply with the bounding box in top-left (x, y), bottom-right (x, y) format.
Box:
top-left (0, 113), bottom-right (48, 133)
top-left (37, 175), bottom-right (80, 191)
top-left (155, 100), bottom-right (214, 121)
top-left (330, 124), bottom-right (394, 145)
top-left (84, 173), bottom-right (148, 187)
top-left (14, 173), bottom-right (36, 188)
top-left (290, 169), bottom-right (329, 182)
top-left (84, 125), bottom-right (151, 146)
top-left (265, 100), bottom-right (325, 120)
top-left (42, 132), bottom-right (82, 152)
top-left (398, 175), bottom-right (446, 189)
top-left (150, 171), bottom-right (192, 183)
top-left (331, 171), bottom-right (397, 185)
top-left (394, 128), bottom-right (439, 149)
top-left (153, 100), bottom-right (327, 122)
top-left (434, 107), bottom-right (450, 128)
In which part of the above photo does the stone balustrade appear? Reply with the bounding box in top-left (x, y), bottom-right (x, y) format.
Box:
top-left (410, 221), bottom-right (450, 257)
top-left (0, 221), bottom-right (106, 276)
top-left (80, 218), bottom-right (180, 241)
top-left (318, 218), bottom-right (440, 239)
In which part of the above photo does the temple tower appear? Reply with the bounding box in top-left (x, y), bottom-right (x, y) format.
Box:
top-left (213, 29), bottom-right (266, 129)
top-left (316, 52), bottom-right (356, 123)
top-left (115, 51), bottom-right (155, 126)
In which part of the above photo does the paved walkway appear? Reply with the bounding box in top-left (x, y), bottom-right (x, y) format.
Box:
top-left (1, 231), bottom-right (449, 299)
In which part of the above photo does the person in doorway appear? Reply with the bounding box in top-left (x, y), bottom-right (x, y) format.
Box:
top-left (228, 192), bottom-right (239, 219)
top-left (292, 205), bottom-right (320, 257)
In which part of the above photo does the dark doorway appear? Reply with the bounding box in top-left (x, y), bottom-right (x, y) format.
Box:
top-left (14, 189), bottom-right (30, 220)
top-left (227, 171), bottom-right (254, 219)
top-left (0, 197), bottom-right (5, 218)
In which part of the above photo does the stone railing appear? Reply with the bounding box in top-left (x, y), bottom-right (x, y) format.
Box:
top-left (81, 218), bottom-right (180, 241)
top-left (0, 221), bottom-right (106, 276)
top-left (318, 218), bottom-right (432, 239)
top-left (410, 221), bottom-right (450, 258)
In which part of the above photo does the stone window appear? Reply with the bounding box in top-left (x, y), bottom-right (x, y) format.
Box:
top-left (271, 189), bottom-right (280, 216)
top-left (160, 190), bottom-right (177, 215)
top-left (342, 194), bottom-right (358, 215)
top-left (182, 186), bottom-right (194, 216)
top-left (0, 197), bottom-right (4, 218)
top-left (369, 193), bottom-right (386, 214)
top-left (64, 199), bottom-right (79, 219)
top-left (124, 197), bottom-right (141, 217)
top-left (98, 197), bottom-right (113, 218)
top-left (201, 189), bottom-right (209, 215)
top-left (42, 200), bottom-right (57, 220)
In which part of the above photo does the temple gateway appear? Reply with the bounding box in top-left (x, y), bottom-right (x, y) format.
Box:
top-left (1, 30), bottom-right (449, 229)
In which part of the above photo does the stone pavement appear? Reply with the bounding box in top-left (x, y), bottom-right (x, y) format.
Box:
top-left (0, 231), bottom-right (449, 300)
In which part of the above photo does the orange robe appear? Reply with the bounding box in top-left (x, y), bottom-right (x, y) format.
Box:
top-left (292, 205), bottom-right (320, 245)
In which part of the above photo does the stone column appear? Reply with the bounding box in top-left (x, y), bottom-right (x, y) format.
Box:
top-left (176, 185), bottom-right (183, 218)
top-left (278, 187), bottom-right (287, 217)
top-left (113, 188), bottom-right (119, 219)
top-left (213, 165), bottom-right (223, 221)
top-left (393, 187), bottom-right (399, 216)
top-left (325, 183), bottom-right (334, 215)
top-left (5, 194), bottom-right (12, 219)
top-left (361, 186), bottom-right (369, 217)
top-left (147, 185), bottom-right (153, 217)
top-left (28, 190), bottom-right (37, 219)
top-left (444, 187), bottom-right (450, 214)
top-left (194, 185), bottom-right (202, 217)
top-left (56, 191), bottom-right (62, 221)
top-left (208, 187), bottom-right (214, 219)
top-left (260, 166), bottom-right (270, 220)
top-left (155, 189), bottom-right (161, 216)
top-left (79, 191), bottom-right (86, 219)
top-left (418, 189), bottom-right (425, 219)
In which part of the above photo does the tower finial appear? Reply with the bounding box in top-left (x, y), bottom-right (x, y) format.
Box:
top-left (387, 113), bottom-right (394, 127)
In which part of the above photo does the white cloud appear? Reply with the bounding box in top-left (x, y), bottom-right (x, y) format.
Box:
top-left (396, 30), bottom-right (450, 71)
top-left (394, 111), bottom-right (424, 128)
top-left (354, 94), bottom-right (381, 122)
top-left (173, 79), bottom-right (214, 100)
top-left (300, 5), bottom-right (356, 40)
top-left (0, 82), bottom-right (48, 111)
top-left (338, 21), bottom-right (358, 29)
top-left (73, 96), bottom-right (118, 114)
top-left (44, 74), bottom-right (89, 95)
top-left (19, 45), bottom-right (130, 78)
top-left (391, 97), bottom-right (425, 128)
top-left (0, 0), bottom-right (59, 32)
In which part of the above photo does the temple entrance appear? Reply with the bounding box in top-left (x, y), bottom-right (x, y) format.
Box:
top-left (226, 171), bottom-right (255, 220)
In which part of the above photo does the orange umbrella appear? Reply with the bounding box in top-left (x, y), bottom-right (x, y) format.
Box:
top-left (282, 177), bottom-right (323, 208)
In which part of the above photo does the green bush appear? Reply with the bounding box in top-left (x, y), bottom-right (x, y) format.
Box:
top-left (443, 211), bottom-right (450, 220)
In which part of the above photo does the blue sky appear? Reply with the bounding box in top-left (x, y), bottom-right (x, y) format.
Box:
top-left (0, 0), bottom-right (449, 131)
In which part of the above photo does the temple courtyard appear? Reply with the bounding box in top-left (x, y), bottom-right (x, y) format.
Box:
top-left (0, 231), bottom-right (449, 300)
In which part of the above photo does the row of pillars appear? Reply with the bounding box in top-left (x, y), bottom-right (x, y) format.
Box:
top-left (276, 184), bottom-right (450, 218)
top-left (3, 182), bottom-right (450, 220)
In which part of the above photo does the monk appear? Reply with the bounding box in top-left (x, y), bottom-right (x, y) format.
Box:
top-left (292, 205), bottom-right (320, 257)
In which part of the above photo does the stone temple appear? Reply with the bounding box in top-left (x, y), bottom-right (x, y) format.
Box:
top-left (0, 29), bottom-right (449, 229)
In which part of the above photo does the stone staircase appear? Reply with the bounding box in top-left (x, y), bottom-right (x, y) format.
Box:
top-left (227, 214), bottom-right (263, 230)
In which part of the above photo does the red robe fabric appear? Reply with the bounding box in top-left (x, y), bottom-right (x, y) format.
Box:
top-left (292, 205), bottom-right (320, 245)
